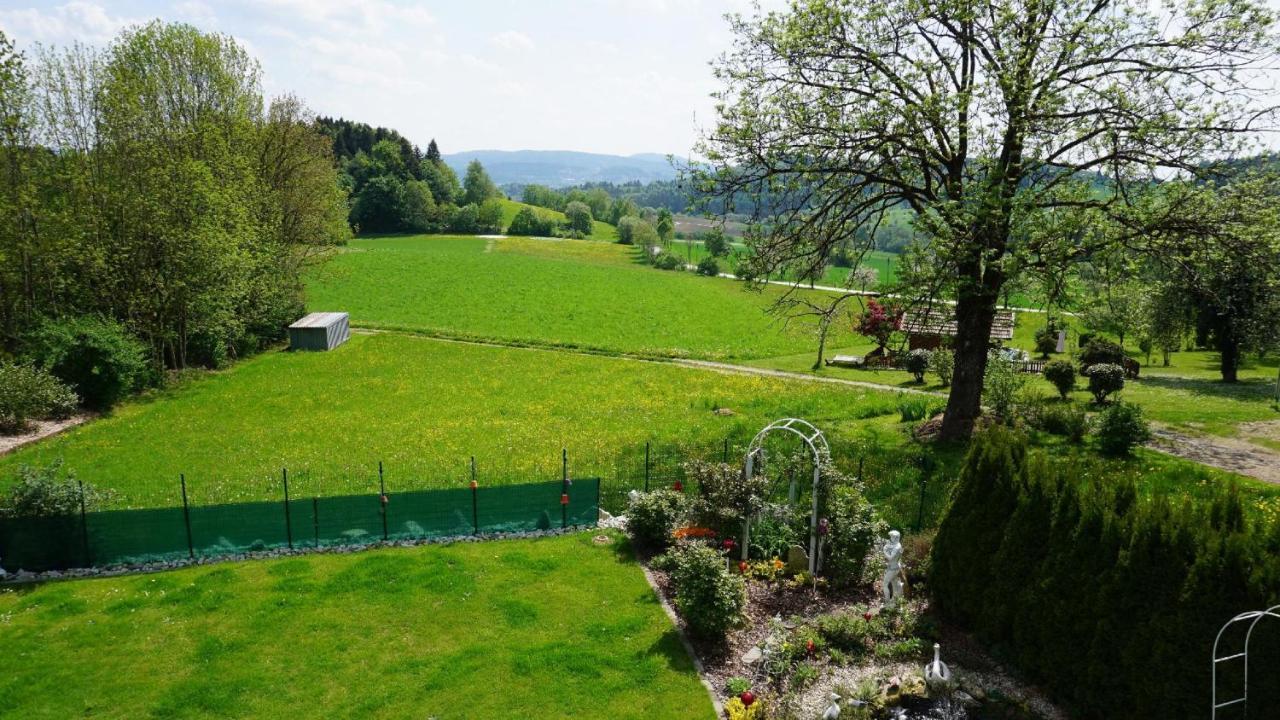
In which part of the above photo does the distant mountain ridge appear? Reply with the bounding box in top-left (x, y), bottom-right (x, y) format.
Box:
top-left (442, 149), bottom-right (679, 187)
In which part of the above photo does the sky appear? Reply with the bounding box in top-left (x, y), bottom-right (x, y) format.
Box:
top-left (3, 1), bottom-right (1279, 158)
top-left (0, 0), bottom-right (783, 157)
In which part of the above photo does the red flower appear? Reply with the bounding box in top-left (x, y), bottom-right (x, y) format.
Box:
top-left (863, 611), bottom-right (873, 622)
top-left (805, 639), bottom-right (815, 655)
top-left (740, 691), bottom-right (755, 707)
top-left (738, 561), bottom-right (749, 574)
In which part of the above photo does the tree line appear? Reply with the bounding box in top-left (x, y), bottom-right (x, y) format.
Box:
top-left (0, 23), bottom-right (350, 408)
top-left (315, 117), bottom-right (503, 235)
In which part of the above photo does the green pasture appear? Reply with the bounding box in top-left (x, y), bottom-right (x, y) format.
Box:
top-left (307, 234), bottom-right (855, 360)
top-left (0, 531), bottom-right (715, 720)
top-left (0, 332), bottom-right (908, 508)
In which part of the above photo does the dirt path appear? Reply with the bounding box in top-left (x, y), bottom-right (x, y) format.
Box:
top-left (673, 358), bottom-right (945, 396)
top-left (1147, 424), bottom-right (1280, 485)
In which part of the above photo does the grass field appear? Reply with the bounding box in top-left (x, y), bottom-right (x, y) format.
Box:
top-left (308, 234), bottom-right (855, 360)
top-left (0, 531), bottom-right (714, 720)
top-left (498, 198), bottom-right (615, 241)
top-left (0, 332), bottom-right (909, 508)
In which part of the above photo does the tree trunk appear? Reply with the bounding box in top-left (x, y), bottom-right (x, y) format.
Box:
top-left (1219, 332), bottom-right (1240, 383)
top-left (813, 318), bottom-right (830, 370)
top-left (939, 290), bottom-right (999, 440)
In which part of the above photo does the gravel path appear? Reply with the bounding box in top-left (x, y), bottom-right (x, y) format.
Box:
top-left (1147, 424), bottom-right (1280, 485)
top-left (0, 414), bottom-right (92, 456)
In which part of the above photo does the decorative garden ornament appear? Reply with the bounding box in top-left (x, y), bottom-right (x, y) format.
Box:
top-left (882, 530), bottom-right (905, 606)
top-left (822, 692), bottom-right (842, 719)
top-left (925, 642), bottom-right (954, 694)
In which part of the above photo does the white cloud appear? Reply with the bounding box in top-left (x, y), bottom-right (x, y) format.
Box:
top-left (249, 0), bottom-right (433, 35)
top-left (490, 30), bottom-right (534, 52)
top-left (0, 2), bottom-right (137, 45)
top-left (173, 1), bottom-right (217, 27)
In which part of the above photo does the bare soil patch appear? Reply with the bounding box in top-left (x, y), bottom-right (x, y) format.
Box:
top-left (0, 414), bottom-right (92, 457)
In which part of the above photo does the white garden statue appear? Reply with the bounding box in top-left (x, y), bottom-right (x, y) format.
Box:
top-left (881, 529), bottom-right (905, 606)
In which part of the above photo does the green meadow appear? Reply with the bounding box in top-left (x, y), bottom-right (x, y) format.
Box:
top-left (0, 532), bottom-right (715, 720)
top-left (306, 234), bottom-right (856, 360)
top-left (0, 332), bottom-right (907, 508)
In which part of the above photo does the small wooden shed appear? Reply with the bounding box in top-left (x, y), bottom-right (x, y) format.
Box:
top-left (288, 312), bottom-right (350, 351)
top-left (902, 308), bottom-right (1016, 351)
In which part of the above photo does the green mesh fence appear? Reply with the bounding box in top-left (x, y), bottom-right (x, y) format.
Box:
top-left (0, 478), bottom-right (600, 574)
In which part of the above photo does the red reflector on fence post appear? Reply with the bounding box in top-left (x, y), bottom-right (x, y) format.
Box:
top-left (560, 493), bottom-right (569, 505)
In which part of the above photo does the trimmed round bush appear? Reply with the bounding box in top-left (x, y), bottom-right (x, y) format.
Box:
top-left (24, 316), bottom-right (148, 410)
top-left (1085, 363), bottom-right (1125, 404)
top-left (0, 362), bottom-right (78, 434)
top-left (903, 349), bottom-right (932, 383)
top-left (1094, 401), bottom-right (1151, 457)
top-left (627, 489), bottom-right (689, 549)
top-left (1034, 325), bottom-right (1059, 358)
top-left (666, 542), bottom-right (746, 639)
top-left (1079, 338), bottom-right (1125, 370)
top-left (1043, 360), bottom-right (1077, 399)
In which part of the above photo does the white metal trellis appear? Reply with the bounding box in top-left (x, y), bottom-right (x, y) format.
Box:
top-left (1212, 604), bottom-right (1280, 718)
top-left (742, 418), bottom-right (831, 573)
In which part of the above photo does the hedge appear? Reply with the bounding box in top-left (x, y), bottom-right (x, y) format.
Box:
top-left (931, 428), bottom-right (1280, 719)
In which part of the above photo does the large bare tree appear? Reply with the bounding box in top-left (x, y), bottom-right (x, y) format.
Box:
top-left (693, 0), bottom-right (1278, 439)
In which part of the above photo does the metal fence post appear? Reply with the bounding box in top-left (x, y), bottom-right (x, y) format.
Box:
top-left (470, 456), bottom-right (479, 535)
top-left (723, 438), bottom-right (729, 463)
top-left (77, 480), bottom-right (90, 567)
top-left (561, 448), bottom-right (569, 529)
top-left (282, 469), bottom-right (293, 550)
top-left (180, 474), bottom-right (194, 560)
top-left (916, 475), bottom-right (927, 532)
top-left (312, 496), bottom-right (319, 547)
top-left (644, 442), bottom-right (650, 492)
top-left (858, 455), bottom-right (865, 481)
top-left (378, 461), bottom-right (389, 541)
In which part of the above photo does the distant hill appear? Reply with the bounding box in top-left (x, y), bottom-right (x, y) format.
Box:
top-left (442, 150), bottom-right (679, 187)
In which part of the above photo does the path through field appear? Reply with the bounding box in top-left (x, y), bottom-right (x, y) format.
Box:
top-left (1147, 423), bottom-right (1280, 485)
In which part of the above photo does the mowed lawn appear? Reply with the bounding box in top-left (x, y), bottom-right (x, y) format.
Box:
top-left (306, 234), bottom-right (854, 360)
top-left (0, 332), bottom-right (902, 508)
top-left (0, 532), bottom-right (715, 720)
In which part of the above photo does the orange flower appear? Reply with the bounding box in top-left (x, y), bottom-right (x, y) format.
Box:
top-left (771, 558), bottom-right (785, 571)
top-left (672, 526), bottom-right (717, 539)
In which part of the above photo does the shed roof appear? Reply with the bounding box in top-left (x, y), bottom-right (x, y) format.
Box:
top-left (289, 312), bottom-right (348, 329)
top-left (901, 307), bottom-right (1016, 341)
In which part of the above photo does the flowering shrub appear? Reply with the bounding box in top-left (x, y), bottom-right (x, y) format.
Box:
top-left (855, 298), bottom-right (902, 352)
top-left (626, 489), bottom-right (688, 549)
top-left (666, 542), bottom-right (746, 639)
top-left (1085, 363), bottom-right (1125, 404)
top-left (672, 526), bottom-right (717, 541)
top-left (903, 349), bottom-right (931, 383)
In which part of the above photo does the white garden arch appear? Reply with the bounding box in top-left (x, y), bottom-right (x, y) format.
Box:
top-left (742, 418), bottom-right (831, 573)
top-left (1212, 604), bottom-right (1280, 718)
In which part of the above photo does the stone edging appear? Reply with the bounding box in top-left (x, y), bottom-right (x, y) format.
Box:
top-left (637, 561), bottom-right (725, 717)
